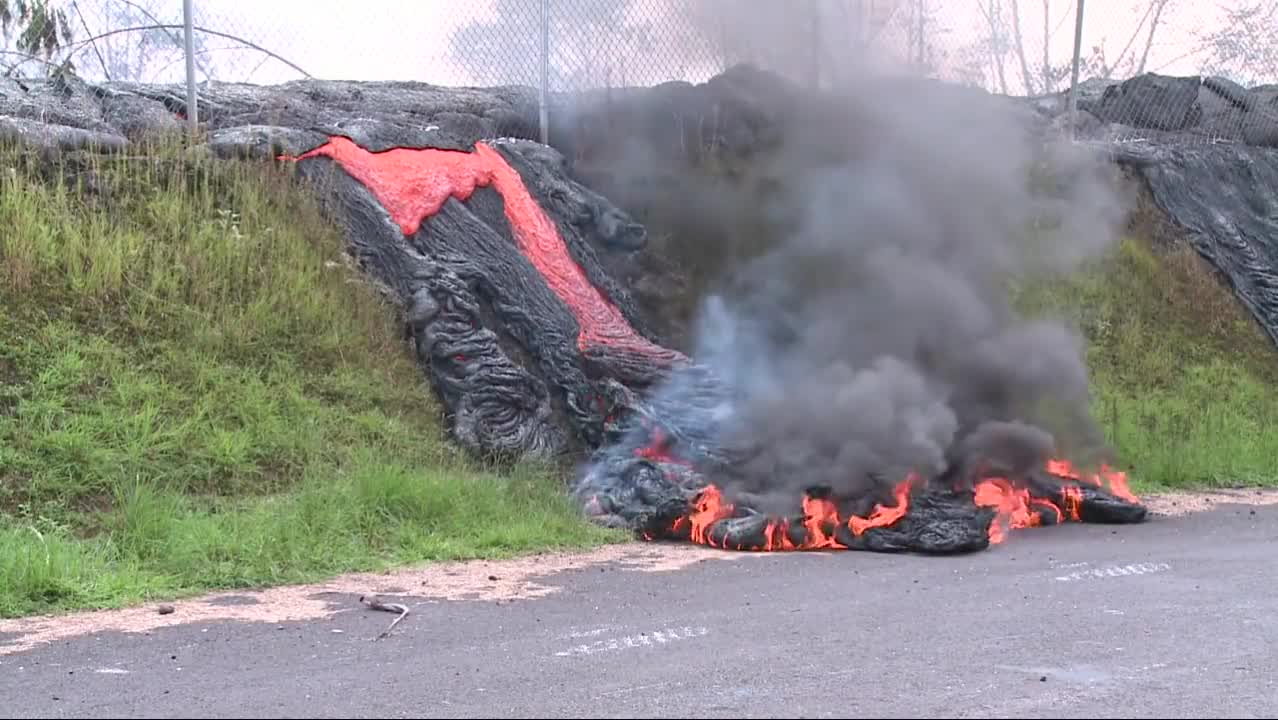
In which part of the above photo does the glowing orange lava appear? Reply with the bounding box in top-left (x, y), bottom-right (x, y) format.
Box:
top-left (281, 136), bottom-right (683, 364)
top-left (673, 476), bottom-right (917, 552)
top-left (1047, 459), bottom-right (1140, 504)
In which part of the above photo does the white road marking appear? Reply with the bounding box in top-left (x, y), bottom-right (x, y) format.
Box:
top-left (1054, 562), bottom-right (1171, 582)
top-left (594, 681), bottom-right (678, 698)
top-left (1121, 662), bottom-right (1169, 679)
top-left (994, 661), bottom-right (1172, 685)
top-left (95, 668), bottom-right (129, 674)
top-left (554, 626), bottom-right (709, 657)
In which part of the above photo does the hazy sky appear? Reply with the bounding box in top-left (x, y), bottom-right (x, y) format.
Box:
top-left (43, 1), bottom-right (1273, 93)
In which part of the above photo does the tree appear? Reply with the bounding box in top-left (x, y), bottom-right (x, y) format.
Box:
top-left (1192, 0), bottom-right (1278, 86)
top-left (0, 0), bottom-right (72, 71)
top-left (445, 0), bottom-right (906, 92)
top-left (0, 0), bottom-right (193, 81)
top-left (974, 0), bottom-right (1013, 93)
top-left (971, 0), bottom-right (1081, 96)
top-left (89, 0), bottom-right (203, 82)
top-left (1075, 0), bottom-right (1174, 83)
top-left (968, 0), bottom-right (1173, 96)
top-left (902, 0), bottom-right (945, 77)
top-left (447, 0), bottom-right (649, 90)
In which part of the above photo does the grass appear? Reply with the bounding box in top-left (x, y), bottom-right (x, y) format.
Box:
top-left (1012, 235), bottom-right (1278, 493)
top-left (0, 139), bottom-right (622, 619)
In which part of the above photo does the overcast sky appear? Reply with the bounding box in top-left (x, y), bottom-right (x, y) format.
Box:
top-left (39, 1), bottom-right (1273, 93)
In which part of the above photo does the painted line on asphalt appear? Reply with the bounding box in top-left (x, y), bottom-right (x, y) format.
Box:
top-left (554, 626), bottom-right (709, 657)
top-left (1053, 562), bottom-right (1171, 582)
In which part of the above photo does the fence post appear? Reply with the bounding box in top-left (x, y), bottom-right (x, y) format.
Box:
top-left (183, 0), bottom-right (198, 137)
top-left (538, 0), bottom-right (550, 145)
top-left (810, 0), bottom-right (820, 90)
top-left (1066, 0), bottom-right (1086, 143)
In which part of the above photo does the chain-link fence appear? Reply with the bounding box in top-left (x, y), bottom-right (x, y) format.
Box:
top-left (1, 1), bottom-right (1275, 147)
top-left (1070, 0), bottom-right (1278, 145)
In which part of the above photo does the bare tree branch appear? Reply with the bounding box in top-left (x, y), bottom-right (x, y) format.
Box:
top-left (68, 0), bottom-right (108, 80)
top-left (975, 0), bottom-right (1010, 94)
top-left (0, 46), bottom-right (60, 71)
top-left (61, 23), bottom-right (311, 80)
top-left (1192, 0), bottom-right (1278, 84)
top-left (1040, 0), bottom-right (1050, 93)
top-left (112, 0), bottom-right (213, 81)
top-left (147, 43), bottom-right (252, 83)
top-left (1008, 0), bottom-right (1036, 93)
top-left (1104, 1), bottom-right (1158, 79)
top-left (1135, 0), bottom-right (1172, 75)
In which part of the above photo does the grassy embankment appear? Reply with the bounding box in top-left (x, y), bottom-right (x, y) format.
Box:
top-left (0, 141), bottom-right (622, 619)
top-left (1013, 233), bottom-right (1278, 494)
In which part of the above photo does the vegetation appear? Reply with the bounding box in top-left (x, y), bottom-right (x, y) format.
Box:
top-left (0, 0), bottom-right (73, 62)
top-left (1013, 235), bottom-right (1278, 493)
top-left (0, 141), bottom-right (622, 619)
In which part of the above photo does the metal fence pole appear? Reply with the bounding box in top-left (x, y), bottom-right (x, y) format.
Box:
top-left (810, 0), bottom-right (820, 90)
top-left (538, 0), bottom-right (550, 145)
top-left (183, 0), bottom-right (198, 137)
top-left (1066, 0), bottom-right (1086, 142)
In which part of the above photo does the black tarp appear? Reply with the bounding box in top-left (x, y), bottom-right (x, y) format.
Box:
top-left (1112, 141), bottom-right (1278, 349)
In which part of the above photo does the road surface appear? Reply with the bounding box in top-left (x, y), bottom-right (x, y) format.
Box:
top-left (2, 497), bottom-right (1276, 719)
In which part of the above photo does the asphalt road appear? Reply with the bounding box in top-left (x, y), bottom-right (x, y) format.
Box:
top-left (2, 500), bottom-right (1276, 719)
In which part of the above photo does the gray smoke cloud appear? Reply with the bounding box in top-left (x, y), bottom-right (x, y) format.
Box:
top-left (635, 60), bottom-right (1129, 512)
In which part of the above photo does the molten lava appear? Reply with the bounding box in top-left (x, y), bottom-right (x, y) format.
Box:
top-left (1061, 484), bottom-right (1084, 521)
top-left (633, 427), bottom-right (686, 465)
top-left (658, 452), bottom-right (1144, 551)
top-left (283, 136), bottom-right (684, 364)
top-left (971, 459), bottom-right (1141, 544)
top-left (672, 477), bottom-right (917, 552)
top-left (973, 477), bottom-right (1047, 544)
top-left (687, 485), bottom-right (735, 546)
top-left (1047, 459), bottom-right (1139, 504)
top-left (795, 493), bottom-right (842, 549)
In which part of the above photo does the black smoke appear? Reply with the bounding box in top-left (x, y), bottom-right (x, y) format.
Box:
top-left (585, 63), bottom-right (1129, 515)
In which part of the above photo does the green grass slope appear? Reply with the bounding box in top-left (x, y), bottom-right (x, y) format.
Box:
top-left (0, 144), bottom-right (621, 619)
top-left (1014, 233), bottom-right (1278, 493)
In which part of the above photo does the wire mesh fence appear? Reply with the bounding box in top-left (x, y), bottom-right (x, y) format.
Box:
top-left (0, 1), bottom-right (1275, 148)
top-left (0, 1), bottom-right (1090, 92)
top-left (1070, 0), bottom-right (1278, 146)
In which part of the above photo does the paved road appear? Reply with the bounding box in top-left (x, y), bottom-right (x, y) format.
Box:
top-left (2, 501), bottom-right (1276, 719)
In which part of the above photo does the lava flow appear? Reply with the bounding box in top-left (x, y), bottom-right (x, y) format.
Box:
top-left (281, 136), bottom-right (684, 364)
top-left (973, 476), bottom-right (1059, 544)
top-left (643, 448), bottom-right (1144, 551)
top-left (671, 477), bottom-right (916, 552)
top-left (972, 458), bottom-right (1139, 544)
top-left (1047, 458), bottom-right (1140, 504)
